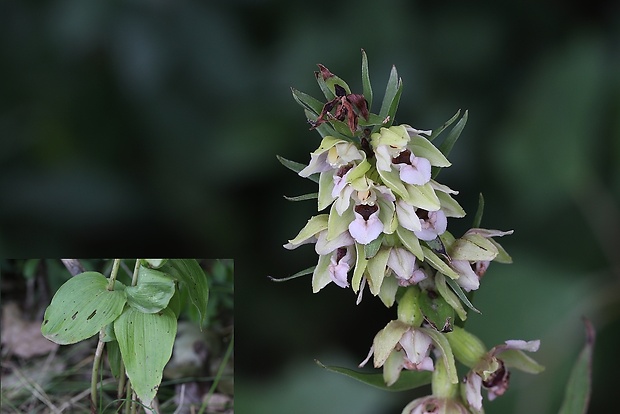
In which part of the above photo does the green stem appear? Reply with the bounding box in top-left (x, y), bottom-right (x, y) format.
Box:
top-left (107, 259), bottom-right (121, 290)
top-left (91, 333), bottom-right (106, 411)
top-left (131, 259), bottom-right (140, 287)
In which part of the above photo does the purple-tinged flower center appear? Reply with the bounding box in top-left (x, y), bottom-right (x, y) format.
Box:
top-left (392, 149), bottom-right (412, 164)
top-left (355, 204), bottom-right (379, 221)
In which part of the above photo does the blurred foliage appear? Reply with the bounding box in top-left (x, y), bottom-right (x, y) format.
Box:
top-left (1, 0), bottom-right (619, 413)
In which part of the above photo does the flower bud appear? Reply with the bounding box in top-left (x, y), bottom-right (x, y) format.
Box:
top-left (445, 326), bottom-right (487, 368)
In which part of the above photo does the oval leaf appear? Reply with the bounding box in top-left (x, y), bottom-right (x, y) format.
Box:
top-left (114, 307), bottom-right (177, 407)
top-left (41, 272), bottom-right (127, 345)
top-left (125, 266), bottom-right (176, 313)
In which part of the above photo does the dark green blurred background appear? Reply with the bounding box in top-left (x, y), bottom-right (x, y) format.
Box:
top-left (2, 1), bottom-right (619, 413)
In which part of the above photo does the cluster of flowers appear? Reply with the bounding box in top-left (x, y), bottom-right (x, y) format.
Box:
top-left (281, 54), bottom-right (543, 413)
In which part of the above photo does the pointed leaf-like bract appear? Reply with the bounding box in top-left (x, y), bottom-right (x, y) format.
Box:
top-left (361, 49), bottom-right (373, 110)
top-left (114, 307), bottom-right (177, 407)
top-left (315, 360), bottom-right (432, 392)
top-left (41, 272), bottom-right (127, 345)
top-left (160, 260), bottom-right (209, 326)
top-left (558, 319), bottom-right (595, 414)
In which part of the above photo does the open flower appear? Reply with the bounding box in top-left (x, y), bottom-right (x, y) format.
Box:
top-left (401, 396), bottom-right (469, 414)
top-left (359, 320), bottom-right (434, 386)
top-left (414, 209), bottom-right (448, 241)
top-left (387, 247), bottom-right (427, 287)
top-left (461, 339), bottom-right (543, 411)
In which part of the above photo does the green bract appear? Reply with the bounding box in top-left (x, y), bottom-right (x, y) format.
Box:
top-left (41, 272), bottom-right (127, 345)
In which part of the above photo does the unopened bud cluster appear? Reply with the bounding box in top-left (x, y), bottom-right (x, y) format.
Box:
top-left (280, 52), bottom-right (543, 413)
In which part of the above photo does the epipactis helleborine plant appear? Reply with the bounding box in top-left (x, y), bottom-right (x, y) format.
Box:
top-left (277, 51), bottom-right (544, 413)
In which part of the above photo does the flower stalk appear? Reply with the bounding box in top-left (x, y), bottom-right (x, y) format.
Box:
top-left (279, 51), bottom-right (543, 412)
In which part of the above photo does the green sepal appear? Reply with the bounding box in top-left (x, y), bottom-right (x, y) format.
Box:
top-left (405, 183), bottom-right (441, 211)
top-left (396, 226), bottom-right (424, 260)
top-left (373, 320), bottom-right (409, 367)
top-left (450, 234), bottom-right (499, 262)
top-left (312, 254), bottom-right (332, 293)
top-left (315, 360), bottom-right (431, 392)
top-left (501, 349), bottom-right (545, 374)
top-left (421, 246), bottom-right (460, 279)
top-left (409, 133), bottom-right (451, 168)
top-left (378, 275), bottom-right (399, 308)
top-left (327, 203), bottom-right (354, 241)
top-left (352, 242), bottom-right (368, 293)
top-left (366, 247), bottom-right (390, 296)
top-left (41, 272), bottom-right (127, 345)
top-left (419, 327), bottom-right (458, 384)
top-left (285, 214), bottom-right (328, 246)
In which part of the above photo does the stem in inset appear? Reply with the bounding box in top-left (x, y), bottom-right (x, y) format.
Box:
top-left (107, 259), bottom-right (122, 290)
top-left (131, 259), bottom-right (140, 287)
top-left (91, 333), bottom-right (106, 411)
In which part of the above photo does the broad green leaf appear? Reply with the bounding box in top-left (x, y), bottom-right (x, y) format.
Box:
top-left (160, 260), bottom-right (209, 326)
top-left (558, 319), bottom-right (594, 414)
top-left (361, 49), bottom-right (373, 109)
top-left (41, 272), bottom-right (127, 345)
top-left (114, 307), bottom-right (177, 407)
top-left (125, 266), bottom-right (176, 313)
top-left (315, 360), bottom-right (432, 392)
